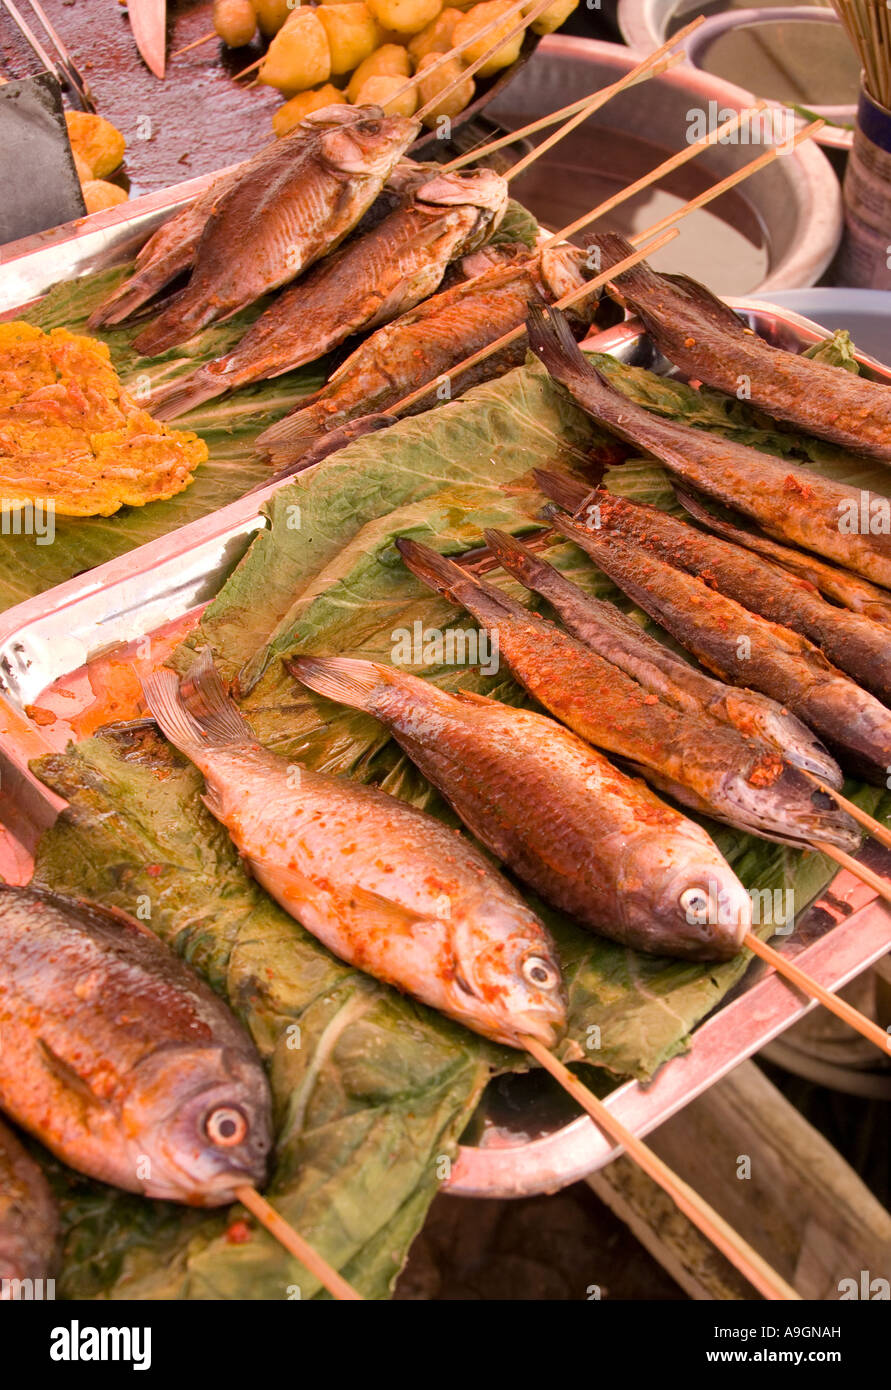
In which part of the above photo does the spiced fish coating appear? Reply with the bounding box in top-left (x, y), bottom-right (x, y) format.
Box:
top-left (150, 166), bottom-right (508, 419)
top-left (590, 231), bottom-right (891, 464)
top-left (141, 652), bottom-right (566, 1050)
top-left (484, 518), bottom-right (843, 791)
top-left (133, 110), bottom-right (419, 357)
top-left (574, 486), bottom-right (891, 706)
top-left (89, 106), bottom-right (366, 330)
top-left (0, 884), bottom-right (272, 1205)
top-left (675, 488), bottom-right (891, 627)
top-left (525, 299), bottom-right (891, 589)
top-left (395, 539), bottom-right (860, 849)
top-left (289, 656), bottom-right (751, 961)
top-left (256, 242), bottom-right (599, 464)
top-left (542, 504), bottom-right (891, 786)
top-left (0, 1116), bottom-right (59, 1285)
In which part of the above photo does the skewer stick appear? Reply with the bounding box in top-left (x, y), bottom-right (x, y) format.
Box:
top-left (172, 31), bottom-right (216, 57)
top-left (813, 840), bottom-right (891, 908)
top-left (803, 775), bottom-right (891, 852)
top-left (521, 1036), bottom-right (801, 1301)
top-left (629, 119), bottom-right (825, 246)
top-left (390, 228), bottom-right (679, 415)
top-left (440, 56), bottom-right (682, 172)
top-left (742, 932), bottom-right (891, 1055)
top-left (235, 1185), bottom-right (363, 1301)
top-left (414, 0), bottom-right (558, 121)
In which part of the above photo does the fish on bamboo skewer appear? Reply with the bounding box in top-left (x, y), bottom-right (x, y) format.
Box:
top-left (256, 242), bottom-right (599, 464)
top-left (289, 656), bottom-right (752, 961)
top-left (395, 539), bottom-right (860, 849)
top-left (89, 106), bottom-right (371, 331)
top-left (0, 885), bottom-right (272, 1204)
top-left (536, 486), bottom-right (891, 786)
top-left (150, 166), bottom-right (509, 419)
top-left (591, 231), bottom-right (891, 464)
top-left (532, 470), bottom-right (891, 707)
top-left (131, 110), bottom-right (419, 358)
top-left (675, 488), bottom-right (891, 627)
top-left (0, 1115), bottom-right (59, 1287)
top-left (483, 520), bottom-right (843, 788)
top-left (141, 652), bottom-right (567, 1050)
top-left (526, 291), bottom-right (891, 589)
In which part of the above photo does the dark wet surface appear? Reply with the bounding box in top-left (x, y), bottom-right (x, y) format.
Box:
top-left (0, 1), bottom-right (280, 196)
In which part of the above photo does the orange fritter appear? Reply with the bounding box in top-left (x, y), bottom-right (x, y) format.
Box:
top-left (0, 322), bottom-right (208, 516)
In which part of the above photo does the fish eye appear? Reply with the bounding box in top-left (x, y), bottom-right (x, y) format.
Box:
top-left (362, 120), bottom-right (382, 135)
top-left (521, 955), bottom-right (560, 990)
top-left (205, 1106), bottom-right (249, 1148)
top-left (679, 886), bottom-right (712, 922)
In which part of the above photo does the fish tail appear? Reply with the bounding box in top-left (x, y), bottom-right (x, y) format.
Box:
top-left (131, 289), bottom-right (212, 358)
top-left (585, 232), bottom-right (662, 294)
top-left (149, 368), bottom-right (227, 420)
top-left (533, 468), bottom-right (592, 514)
top-left (255, 401), bottom-right (328, 461)
top-left (525, 301), bottom-right (595, 387)
top-left (141, 650), bottom-right (254, 755)
top-left (287, 655), bottom-right (393, 711)
top-left (87, 268), bottom-right (172, 329)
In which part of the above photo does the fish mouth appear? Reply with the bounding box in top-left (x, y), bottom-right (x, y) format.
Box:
top-left (501, 1007), bottom-right (566, 1052)
top-left (650, 865), bottom-right (752, 960)
top-left (720, 771), bottom-right (861, 853)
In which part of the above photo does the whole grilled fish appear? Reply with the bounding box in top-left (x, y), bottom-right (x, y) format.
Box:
top-left (256, 242), bottom-right (599, 465)
top-left (396, 539), bottom-right (859, 848)
top-left (150, 166), bottom-right (508, 419)
top-left (541, 499), bottom-right (891, 785)
top-left (89, 106), bottom-right (370, 331)
top-left (290, 655), bottom-right (751, 961)
top-left (0, 885), bottom-right (271, 1205)
top-left (0, 1117), bottom-right (58, 1288)
top-left (485, 518), bottom-right (843, 790)
top-left (133, 110), bottom-right (418, 358)
top-left (591, 232), bottom-right (891, 464)
top-left (526, 300), bottom-right (891, 589)
top-left (675, 488), bottom-right (891, 626)
top-left (570, 485), bottom-right (891, 706)
top-left (141, 652), bottom-right (566, 1049)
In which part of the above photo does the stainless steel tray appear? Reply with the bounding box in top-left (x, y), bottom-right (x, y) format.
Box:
top-left (0, 287), bottom-right (889, 1193)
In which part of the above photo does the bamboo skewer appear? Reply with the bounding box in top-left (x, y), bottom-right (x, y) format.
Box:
top-left (172, 31), bottom-right (216, 58)
top-left (814, 840), bottom-right (891, 908)
top-left (413, 0), bottom-right (559, 121)
top-left (235, 1185), bottom-right (363, 1301)
top-left (440, 56), bottom-right (683, 172)
top-left (804, 775), bottom-right (891, 852)
top-left (521, 1036), bottom-right (801, 1300)
top-left (742, 933), bottom-right (891, 1054)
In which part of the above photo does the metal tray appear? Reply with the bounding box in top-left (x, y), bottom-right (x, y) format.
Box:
top-left (0, 188), bottom-right (889, 1193)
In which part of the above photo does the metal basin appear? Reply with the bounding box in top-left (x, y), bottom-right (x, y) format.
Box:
top-left (487, 35), bottom-right (842, 293)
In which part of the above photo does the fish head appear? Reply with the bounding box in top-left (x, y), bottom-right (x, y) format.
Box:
top-left (417, 167), bottom-right (509, 252)
top-left (123, 1046), bottom-right (273, 1206)
top-left (628, 841), bottom-right (751, 961)
top-left (320, 113), bottom-right (418, 178)
top-left (447, 902), bottom-right (567, 1050)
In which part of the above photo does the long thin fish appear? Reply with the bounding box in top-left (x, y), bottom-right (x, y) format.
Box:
top-left (150, 166), bottom-right (508, 419)
top-left (0, 885), bottom-right (271, 1204)
top-left (568, 485), bottom-right (891, 706)
top-left (525, 299), bottom-right (891, 588)
top-left (141, 652), bottom-right (566, 1050)
top-left (484, 519), bottom-right (843, 789)
top-left (539, 499), bottom-right (891, 785)
top-left (674, 487), bottom-right (891, 627)
top-left (590, 231), bottom-right (891, 464)
top-left (0, 1116), bottom-right (58, 1287)
top-left (133, 110), bottom-right (419, 357)
top-left (289, 655), bottom-right (751, 961)
top-left (256, 242), bottom-right (599, 465)
top-left (395, 539), bottom-right (860, 848)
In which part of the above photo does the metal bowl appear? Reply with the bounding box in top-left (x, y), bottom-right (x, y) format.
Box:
top-left (485, 34), bottom-right (842, 293)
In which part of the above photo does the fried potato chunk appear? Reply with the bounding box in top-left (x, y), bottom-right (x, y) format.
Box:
top-left (0, 323), bottom-right (207, 517)
top-left (65, 111), bottom-right (126, 179)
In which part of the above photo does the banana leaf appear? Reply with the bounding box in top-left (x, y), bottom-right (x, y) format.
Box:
top-left (27, 330), bottom-right (891, 1300)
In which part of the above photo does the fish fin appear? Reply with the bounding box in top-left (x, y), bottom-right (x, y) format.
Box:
top-left (255, 402), bottom-right (327, 462)
top-left (141, 650), bottom-right (254, 755)
top-left (37, 1039), bottom-right (107, 1109)
top-left (396, 538), bottom-right (482, 601)
top-left (131, 288), bottom-right (213, 358)
top-left (533, 469), bottom-right (593, 514)
top-left (149, 369), bottom-right (225, 421)
top-left (287, 655), bottom-right (392, 711)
